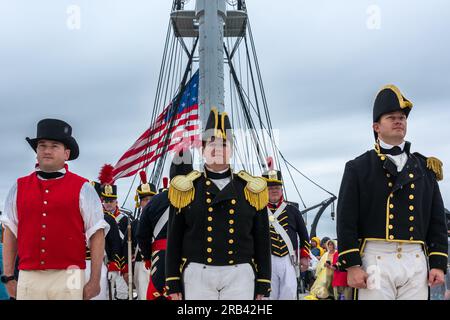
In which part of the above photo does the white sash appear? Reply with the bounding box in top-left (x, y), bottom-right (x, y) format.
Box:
top-left (152, 207), bottom-right (169, 242)
top-left (267, 202), bottom-right (296, 261)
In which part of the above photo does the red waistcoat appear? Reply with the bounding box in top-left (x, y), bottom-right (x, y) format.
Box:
top-left (16, 169), bottom-right (88, 270)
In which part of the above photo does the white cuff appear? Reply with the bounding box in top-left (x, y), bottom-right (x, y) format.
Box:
top-left (0, 216), bottom-right (17, 238)
top-left (86, 220), bottom-right (110, 248)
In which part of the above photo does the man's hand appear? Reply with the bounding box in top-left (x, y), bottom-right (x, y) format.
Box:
top-left (83, 280), bottom-right (101, 300)
top-left (169, 292), bottom-right (182, 300)
top-left (347, 266), bottom-right (368, 289)
top-left (255, 294), bottom-right (264, 300)
top-left (300, 257), bottom-right (310, 272)
top-left (5, 280), bottom-right (17, 299)
top-left (428, 268), bottom-right (445, 287)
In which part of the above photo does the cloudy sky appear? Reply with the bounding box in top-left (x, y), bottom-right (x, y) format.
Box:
top-left (1, 0), bottom-right (449, 239)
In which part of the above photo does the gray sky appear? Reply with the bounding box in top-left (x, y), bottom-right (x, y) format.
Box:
top-left (1, 0), bottom-right (449, 239)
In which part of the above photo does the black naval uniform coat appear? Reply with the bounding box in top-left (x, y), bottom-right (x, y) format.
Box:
top-left (103, 213), bottom-right (125, 271)
top-left (269, 203), bottom-right (310, 258)
top-left (137, 190), bottom-right (170, 299)
top-left (165, 172), bottom-right (272, 296)
top-left (337, 148), bottom-right (448, 272)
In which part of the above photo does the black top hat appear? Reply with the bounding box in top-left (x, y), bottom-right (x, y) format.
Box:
top-left (262, 169), bottom-right (283, 186)
top-left (90, 181), bottom-right (103, 198)
top-left (202, 108), bottom-right (233, 145)
top-left (101, 184), bottom-right (117, 199)
top-left (136, 171), bottom-right (157, 200)
top-left (26, 119), bottom-right (79, 160)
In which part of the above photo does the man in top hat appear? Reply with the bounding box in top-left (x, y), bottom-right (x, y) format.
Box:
top-left (97, 165), bottom-right (129, 300)
top-left (137, 149), bottom-right (193, 300)
top-left (0, 119), bottom-right (109, 300)
top-left (262, 158), bottom-right (310, 300)
top-left (337, 85), bottom-right (448, 300)
top-left (121, 171), bottom-right (157, 300)
top-left (165, 108), bottom-right (272, 300)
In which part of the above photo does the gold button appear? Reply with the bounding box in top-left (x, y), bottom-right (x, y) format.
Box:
top-left (381, 156), bottom-right (386, 161)
top-left (207, 258), bottom-right (212, 263)
top-left (207, 237), bottom-right (213, 242)
top-left (389, 214), bottom-right (394, 219)
top-left (208, 207), bottom-right (213, 212)
top-left (410, 237), bottom-right (414, 240)
top-left (388, 182), bottom-right (393, 187)
top-left (207, 248), bottom-right (212, 253)
top-left (231, 199), bottom-right (236, 205)
top-left (389, 235), bottom-right (394, 240)
top-left (409, 216), bottom-right (414, 221)
top-left (409, 205), bottom-right (414, 211)
top-left (229, 260), bottom-right (234, 264)
top-left (409, 173), bottom-right (414, 178)
top-left (229, 228), bottom-right (234, 234)
top-left (409, 195), bottom-right (414, 200)
top-left (388, 225), bottom-right (393, 230)
top-left (389, 204), bottom-right (394, 209)
top-left (377, 256), bottom-right (381, 260)
top-left (207, 226), bottom-right (212, 232)
top-left (206, 198), bottom-right (212, 203)
top-left (228, 239), bottom-right (234, 244)
top-left (411, 183), bottom-right (415, 189)
top-left (208, 216), bottom-right (213, 222)
top-left (416, 254), bottom-right (420, 258)
top-left (397, 254), bottom-right (402, 259)
top-left (397, 247), bottom-right (402, 252)
top-left (229, 219), bottom-right (234, 225)
top-left (390, 194), bottom-right (394, 198)
top-left (206, 181), bottom-right (211, 186)
top-left (409, 227), bottom-right (414, 232)
top-left (386, 173), bottom-right (391, 178)
top-left (228, 251), bottom-right (233, 255)
top-left (229, 209), bottom-right (235, 214)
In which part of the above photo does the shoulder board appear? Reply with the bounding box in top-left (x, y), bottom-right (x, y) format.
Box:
top-left (237, 170), bottom-right (269, 211)
top-left (168, 170), bottom-right (201, 211)
top-left (414, 152), bottom-right (443, 181)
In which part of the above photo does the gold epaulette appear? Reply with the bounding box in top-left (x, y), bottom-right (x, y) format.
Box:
top-left (237, 170), bottom-right (269, 211)
top-left (426, 157), bottom-right (443, 181)
top-left (168, 170), bottom-right (201, 211)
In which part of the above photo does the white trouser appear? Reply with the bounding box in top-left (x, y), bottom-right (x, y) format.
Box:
top-left (269, 255), bottom-right (297, 300)
top-left (134, 261), bottom-right (150, 300)
top-left (183, 263), bottom-right (255, 300)
top-left (84, 260), bottom-right (108, 300)
top-left (358, 241), bottom-right (428, 300)
top-left (113, 275), bottom-right (129, 300)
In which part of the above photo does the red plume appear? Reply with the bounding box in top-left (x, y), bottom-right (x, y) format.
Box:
top-left (139, 171), bottom-right (147, 184)
top-left (98, 164), bottom-right (115, 185)
top-left (163, 177), bottom-right (169, 189)
top-left (266, 156), bottom-right (274, 170)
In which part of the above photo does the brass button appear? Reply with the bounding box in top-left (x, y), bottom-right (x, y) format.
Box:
top-left (409, 216), bottom-right (414, 221)
top-left (229, 219), bottom-right (234, 225)
top-left (388, 182), bottom-right (393, 187)
top-left (390, 194), bottom-right (394, 198)
top-left (397, 254), bottom-right (402, 259)
top-left (409, 205), bottom-right (414, 211)
top-left (208, 207), bottom-right (213, 212)
top-left (231, 199), bottom-right (236, 205)
top-left (206, 181), bottom-right (211, 186)
top-left (410, 183), bottom-right (415, 189)
top-left (389, 214), bottom-right (394, 219)
top-left (410, 237), bottom-right (414, 240)
top-left (381, 156), bottom-right (386, 161)
top-left (386, 173), bottom-right (391, 178)
top-left (207, 226), bottom-right (212, 232)
top-left (409, 227), bottom-right (414, 232)
top-left (207, 237), bottom-right (213, 242)
top-left (389, 204), bottom-right (394, 209)
top-left (389, 235), bottom-right (394, 240)
top-left (409, 173), bottom-right (414, 179)
top-left (228, 251), bottom-right (233, 255)
top-left (377, 256), bottom-right (381, 260)
top-left (397, 247), bottom-right (402, 252)
top-left (207, 258), bottom-right (212, 263)
top-left (207, 248), bottom-right (212, 253)
top-left (229, 228), bottom-right (234, 234)
top-left (206, 198), bottom-right (212, 204)
top-left (208, 216), bottom-right (213, 222)
top-left (416, 254), bottom-right (420, 258)
top-left (229, 260), bottom-right (234, 264)
top-left (388, 225), bottom-right (393, 230)
top-left (228, 239), bottom-right (234, 244)
top-left (229, 209), bottom-right (235, 214)
top-left (409, 195), bottom-right (414, 200)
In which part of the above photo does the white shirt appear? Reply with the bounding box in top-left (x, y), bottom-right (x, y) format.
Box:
top-left (379, 139), bottom-right (408, 172)
top-left (0, 171), bottom-right (110, 247)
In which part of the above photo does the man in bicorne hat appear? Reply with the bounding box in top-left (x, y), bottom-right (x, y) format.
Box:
top-left (337, 85), bottom-right (448, 300)
top-left (0, 119), bottom-right (109, 300)
top-left (165, 108), bottom-right (272, 300)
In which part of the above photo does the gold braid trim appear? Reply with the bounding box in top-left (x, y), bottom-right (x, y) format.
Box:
top-left (238, 170), bottom-right (269, 211)
top-left (427, 157), bottom-right (443, 181)
top-left (168, 171), bottom-right (201, 211)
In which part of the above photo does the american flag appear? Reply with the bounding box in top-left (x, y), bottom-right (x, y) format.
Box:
top-left (112, 70), bottom-right (200, 181)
